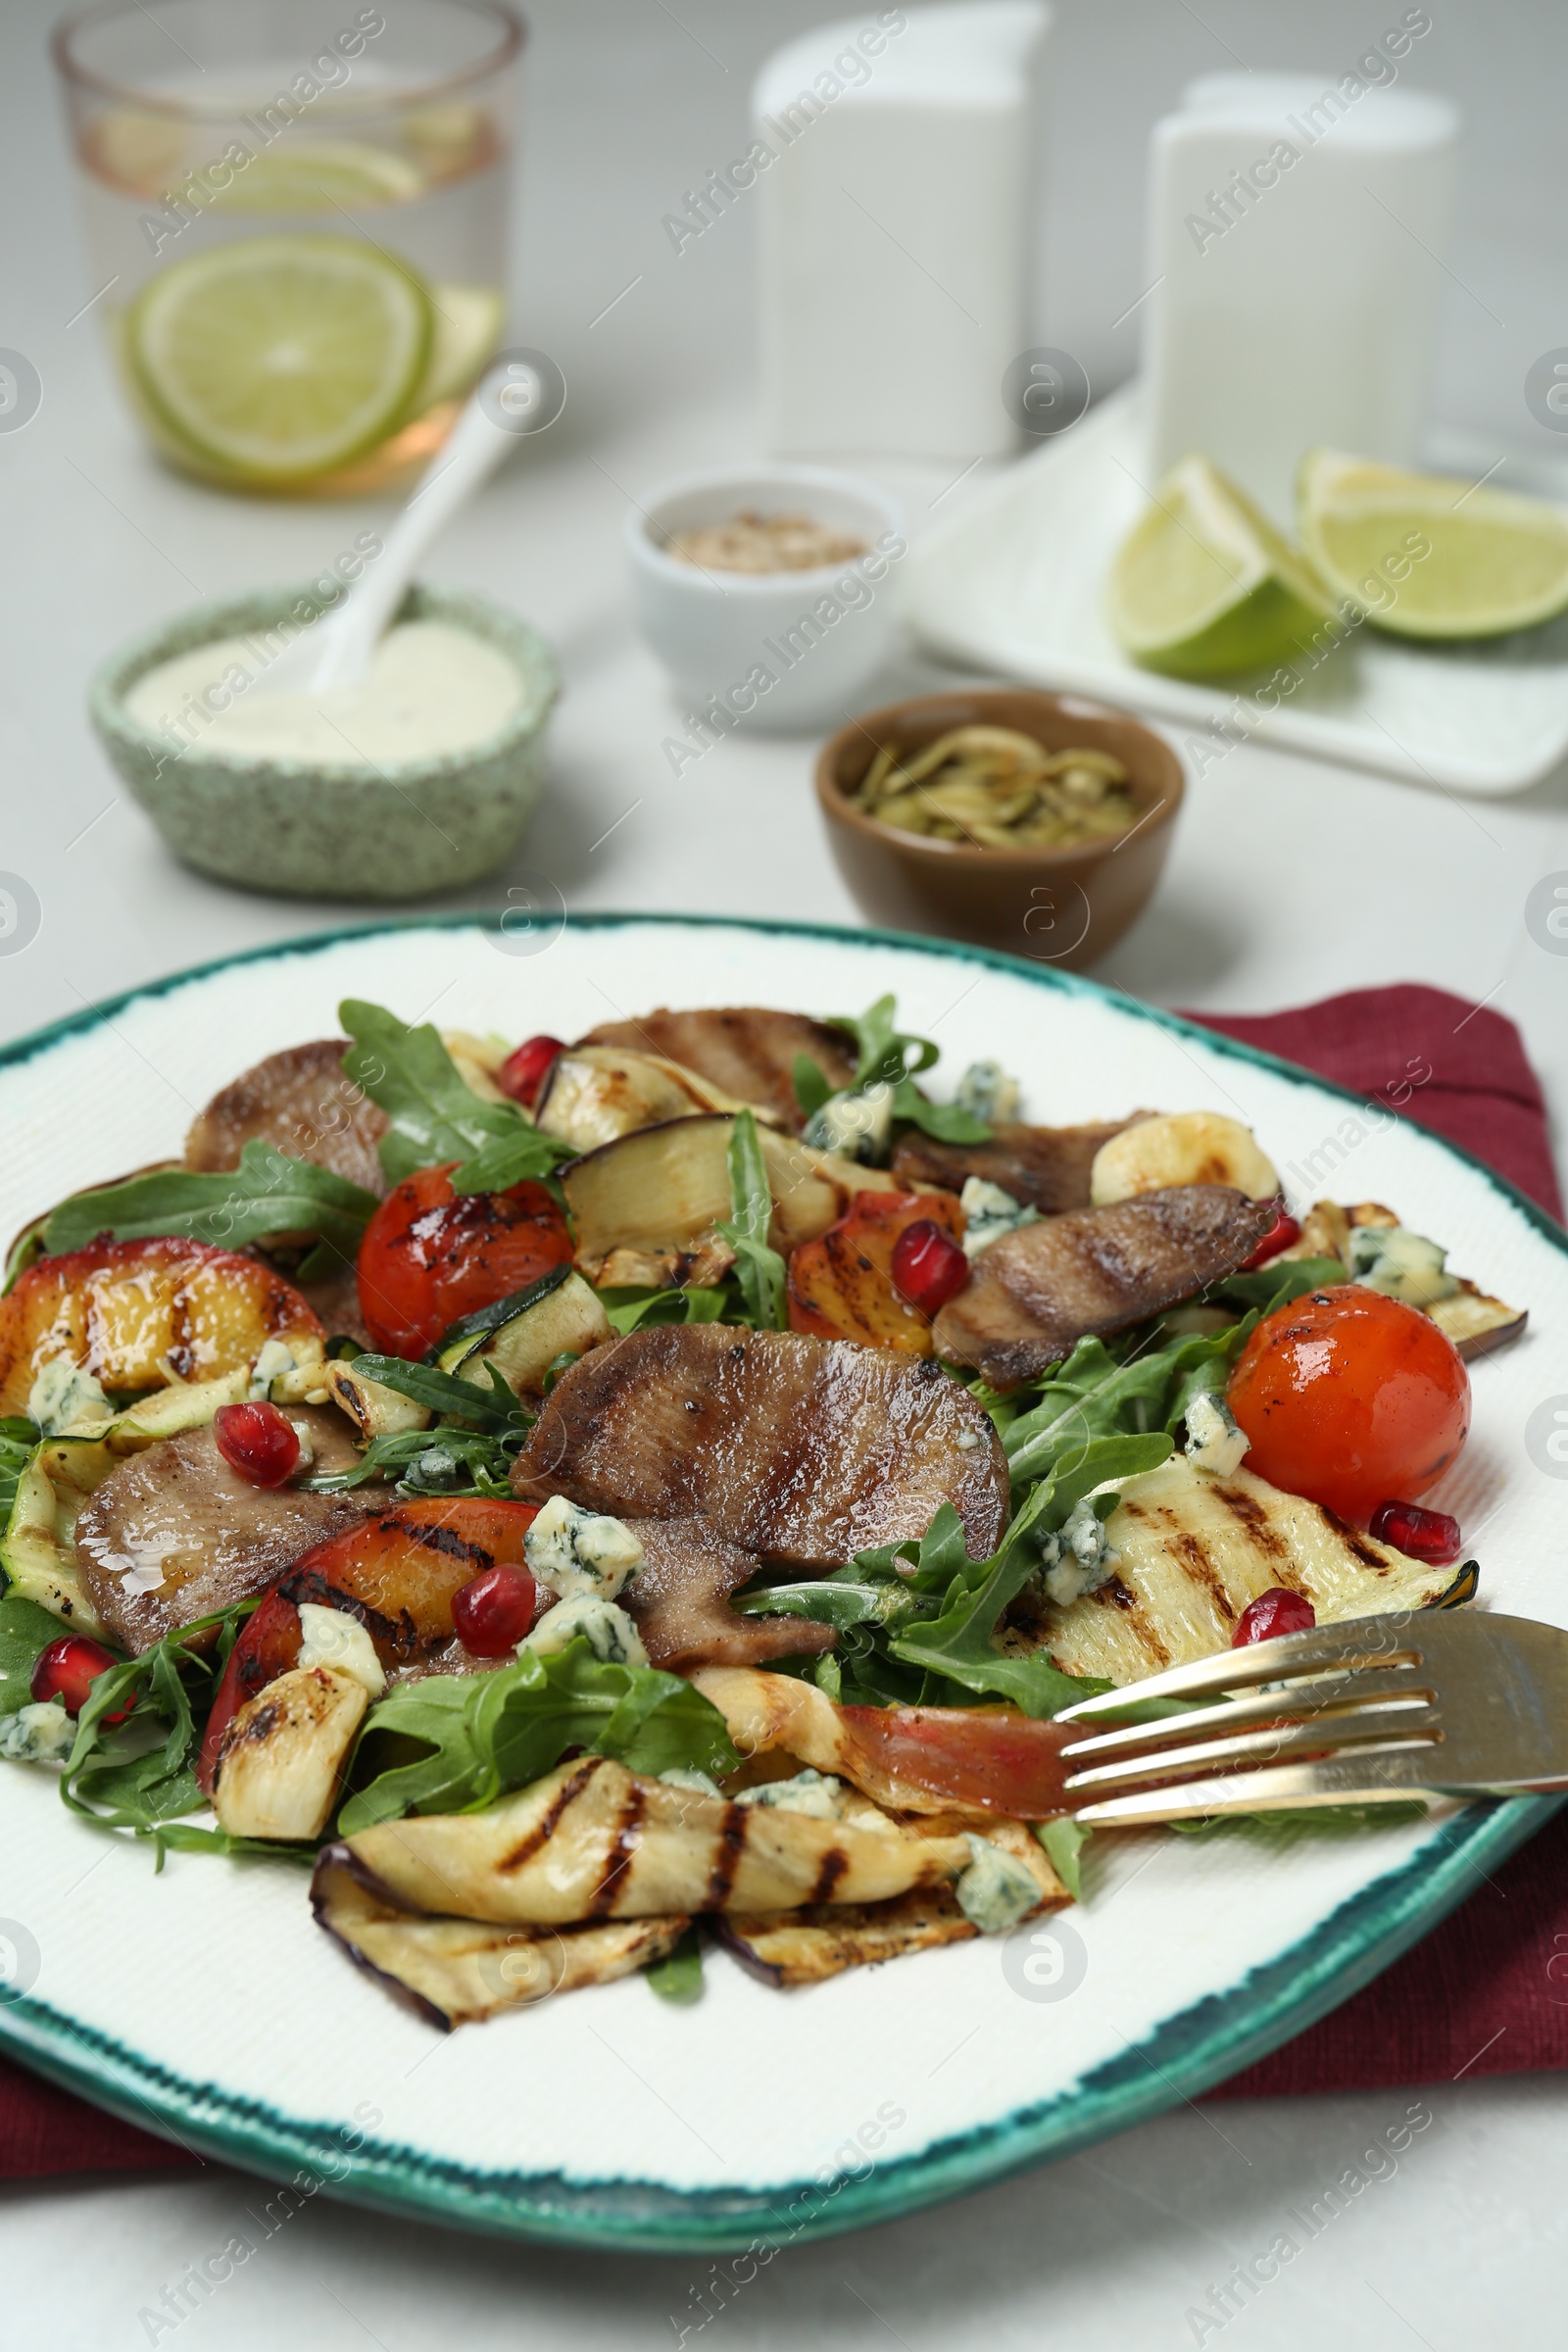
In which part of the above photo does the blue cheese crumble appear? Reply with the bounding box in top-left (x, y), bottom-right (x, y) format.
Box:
top-left (26, 1360), bottom-right (111, 1437)
top-left (955, 1059), bottom-right (1019, 1123)
top-left (955, 1834), bottom-right (1041, 1933)
top-left (1184, 1389), bottom-right (1250, 1477)
top-left (296, 1602), bottom-right (384, 1697)
top-left (524, 1494), bottom-right (644, 1603)
top-left (959, 1176), bottom-right (1039, 1259)
top-left (526, 1593), bottom-right (649, 1666)
top-left (1348, 1224), bottom-right (1458, 1306)
top-left (1035, 1496), bottom-right (1119, 1607)
top-left (734, 1769), bottom-right (847, 1820)
top-left (0, 1701), bottom-right (74, 1763)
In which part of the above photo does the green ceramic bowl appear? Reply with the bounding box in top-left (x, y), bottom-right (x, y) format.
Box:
top-left (88, 582), bottom-right (559, 901)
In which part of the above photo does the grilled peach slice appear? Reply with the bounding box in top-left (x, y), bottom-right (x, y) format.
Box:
top-left (278, 1498), bottom-right (540, 1667)
top-left (787, 1192), bottom-right (966, 1354)
top-left (0, 1238), bottom-right (325, 1417)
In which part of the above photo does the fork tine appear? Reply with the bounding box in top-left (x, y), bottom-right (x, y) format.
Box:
top-left (1054, 1614), bottom-right (1425, 1723)
top-left (1072, 1746), bottom-right (1441, 1828)
top-left (1059, 1669), bottom-right (1432, 1763)
top-left (1062, 1705), bottom-right (1443, 1792)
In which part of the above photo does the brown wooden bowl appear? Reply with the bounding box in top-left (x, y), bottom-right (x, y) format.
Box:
top-left (815, 688), bottom-right (1184, 970)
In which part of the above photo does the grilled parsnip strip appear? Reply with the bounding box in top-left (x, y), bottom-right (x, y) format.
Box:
top-left (335, 1756), bottom-right (972, 1924)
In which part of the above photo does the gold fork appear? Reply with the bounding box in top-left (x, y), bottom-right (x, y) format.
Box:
top-left (1052, 1610), bottom-right (1568, 1827)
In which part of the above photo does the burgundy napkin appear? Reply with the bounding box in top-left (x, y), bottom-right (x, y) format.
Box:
top-left (1, 983), bottom-right (1562, 2173)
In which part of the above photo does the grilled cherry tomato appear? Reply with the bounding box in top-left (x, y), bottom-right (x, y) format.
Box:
top-left (1232, 1588), bottom-right (1315, 1647)
top-left (30, 1635), bottom-right (127, 1721)
top-left (1228, 1287), bottom-right (1469, 1525)
top-left (839, 1705), bottom-right (1072, 1818)
top-left (356, 1163), bottom-right (572, 1357)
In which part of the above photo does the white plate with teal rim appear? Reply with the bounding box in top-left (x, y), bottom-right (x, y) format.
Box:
top-left (0, 913), bottom-right (1563, 2252)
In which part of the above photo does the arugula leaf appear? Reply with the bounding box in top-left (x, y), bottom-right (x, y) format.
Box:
top-left (3, 1219), bottom-right (47, 1294)
top-left (818, 996), bottom-right (991, 1152)
top-left (1004, 1325), bottom-right (1253, 1489)
top-left (792, 1054), bottom-right (835, 1121)
top-left (600, 1285), bottom-right (732, 1336)
top-left (1036, 1817), bottom-right (1090, 1899)
top-left (40, 1141), bottom-right (378, 1261)
top-left (716, 1109), bottom-right (787, 1331)
top-left (889, 1080), bottom-right (992, 1145)
top-left (646, 1927), bottom-right (705, 2004)
top-left (889, 1432), bottom-right (1173, 1714)
top-left (341, 1638), bottom-right (741, 1832)
top-left (0, 1592), bottom-right (67, 1720)
top-left (1204, 1257), bottom-right (1346, 1311)
top-left (348, 1352), bottom-right (529, 1435)
top-left (0, 1417), bottom-right (36, 1526)
top-left (338, 1000), bottom-right (570, 1193)
top-left (731, 1579), bottom-right (937, 1634)
top-left (309, 1424), bottom-right (520, 1498)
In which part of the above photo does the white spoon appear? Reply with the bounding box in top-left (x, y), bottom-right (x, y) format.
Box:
top-left (257, 356), bottom-right (557, 698)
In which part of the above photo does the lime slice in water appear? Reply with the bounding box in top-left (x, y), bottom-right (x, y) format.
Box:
top-left (417, 285), bottom-right (505, 408)
top-left (1106, 454), bottom-right (1337, 679)
top-left (129, 235), bottom-right (432, 484)
top-left (1298, 449), bottom-right (1568, 639)
top-left (210, 141), bottom-right (425, 214)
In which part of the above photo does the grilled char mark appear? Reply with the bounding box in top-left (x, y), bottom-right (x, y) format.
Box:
top-left (808, 1846), bottom-right (850, 1905)
top-left (278, 1564), bottom-right (416, 1657)
top-left (1160, 1520), bottom-right (1237, 1623)
top-left (1319, 1505), bottom-right (1395, 1574)
top-left (706, 1801), bottom-right (752, 1910)
top-left (499, 1758), bottom-right (606, 1875)
top-left (1207, 1481), bottom-right (1293, 1567)
top-left (587, 1779), bottom-right (647, 1918)
top-left (1090, 1567), bottom-right (1172, 1665)
top-left (933, 1186), bottom-right (1277, 1390)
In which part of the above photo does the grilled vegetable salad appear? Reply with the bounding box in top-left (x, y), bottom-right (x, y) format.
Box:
top-left (0, 998), bottom-right (1521, 2026)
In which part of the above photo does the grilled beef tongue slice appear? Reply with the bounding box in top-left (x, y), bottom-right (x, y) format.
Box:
top-left (621, 1518), bottom-right (835, 1672)
top-left (75, 1408), bottom-right (379, 1653)
top-left (184, 1040), bottom-right (389, 1198)
top-left (575, 1008), bottom-right (857, 1135)
top-left (514, 1325), bottom-right (1009, 1564)
top-left (933, 1184), bottom-right (1277, 1391)
top-left (890, 1117), bottom-right (1147, 1214)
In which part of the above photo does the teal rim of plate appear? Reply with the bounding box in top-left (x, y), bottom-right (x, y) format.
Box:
top-left (0, 908), bottom-right (1562, 2254)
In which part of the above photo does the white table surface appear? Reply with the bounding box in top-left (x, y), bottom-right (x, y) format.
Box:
top-left (4, 0), bottom-right (1568, 2342)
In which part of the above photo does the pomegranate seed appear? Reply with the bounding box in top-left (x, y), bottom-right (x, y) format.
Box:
top-left (452, 1565), bottom-right (544, 1656)
top-left (1232, 1588), bottom-right (1316, 1647)
top-left (1369, 1499), bottom-right (1462, 1564)
top-left (891, 1220), bottom-right (970, 1318)
top-left (498, 1035), bottom-right (564, 1109)
top-left (31, 1635), bottom-right (127, 1720)
top-left (214, 1400), bottom-right (301, 1489)
top-left (1241, 1202), bottom-right (1301, 1271)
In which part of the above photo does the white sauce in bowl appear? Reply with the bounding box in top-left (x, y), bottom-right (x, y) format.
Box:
top-left (125, 619), bottom-right (525, 770)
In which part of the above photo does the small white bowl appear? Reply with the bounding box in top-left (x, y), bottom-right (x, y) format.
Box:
top-left (626, 462), bottom-right (906, 733)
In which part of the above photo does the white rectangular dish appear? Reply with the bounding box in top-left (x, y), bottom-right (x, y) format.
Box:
top-left (907, 387), bottom-right (1568, 796)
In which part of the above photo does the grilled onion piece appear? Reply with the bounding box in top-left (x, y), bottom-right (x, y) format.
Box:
top-left (213, 1664), bottom-right (368, 1841)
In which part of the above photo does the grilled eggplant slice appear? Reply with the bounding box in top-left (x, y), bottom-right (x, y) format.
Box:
top-left (1017, 1454), bottom-right (1477, 1685)
top-left (74, 1410), bottom-right (376, 1653)
top-left (0, 1238), bottom-right (326, 1418)
top-left (562, 1115), bottom-right (889, 1287)
top-left (621, 1520), bottom-right (835, 1672)
top-left (933, 1185), bottom-right (1276, 1389)
top-left (514, 1324), bottom-right (1009, 1565)
top-left (578, 1008), bottom-right (858, 1134)
top-left (312, 1849), bottom-right (691, 2027)
top-left (1269, 1200), bottom-right (1526, 1361)
top-left (185, 1039), bottom-right (390, 1198)
top-left (434, 1269), bottom-right (612, 1399)
top-left (212, 1664), bottom-right (368, 1840)
top-left (535, 1045), bottom-right (771, 1154)
top-left (890, 1118), bottom-right (1143, 1213)
top-left (337, 1755), bottom-right (972, 1924)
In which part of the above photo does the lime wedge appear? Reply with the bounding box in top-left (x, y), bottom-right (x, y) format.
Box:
top-left (210, 141), bottom-right (425, 214)
top-left (1107, 454), bottom-right (1337, 679)
top-left (1298, 449), bottom-right (1568, 639)
top-left (129, 235), bottom-right (432, 484)
top-left (417, 285), bottom-right (505, 408)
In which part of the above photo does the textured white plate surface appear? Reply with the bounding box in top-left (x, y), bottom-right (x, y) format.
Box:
top-left (0, 916), bottom-right (1562, 2246)
top-left (908, 388), bottom-right (1568, 796)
